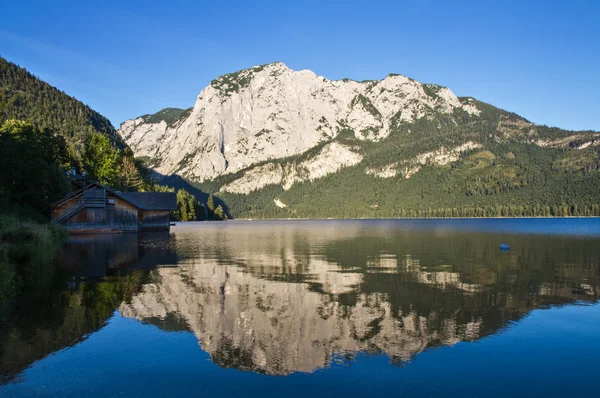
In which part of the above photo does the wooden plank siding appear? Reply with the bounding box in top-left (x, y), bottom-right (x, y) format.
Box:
top-left (51, 193), bottom-right (82, 220)
top-left (140, 210), bottom-right (171, 230)
top-left (52, 183), bottom-right (176, 233)
top-left (57, 196), bottom-right (139, 232)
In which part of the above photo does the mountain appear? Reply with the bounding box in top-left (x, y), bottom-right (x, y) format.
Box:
top-left (0, 56), bottom-right (121, 146)
top-left (118, 62), bottom-right (483, 181)
top-left (118, 62), bottom-right (600, 219)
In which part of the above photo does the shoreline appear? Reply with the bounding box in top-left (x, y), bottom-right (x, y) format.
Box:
top-left (172, 216), bottom-right (600, 223)
top-left (226, 216), bottom-right (600, 222)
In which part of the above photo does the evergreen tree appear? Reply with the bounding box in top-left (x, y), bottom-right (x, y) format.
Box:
top-left (161, 187), bottom-right (207, 221)
top-left (207, 194), bottom-right (215, 219)
top-left (0, 56), bottom-right (120, 146)
top-left (121, 153), bottom-right (145, 191)
top-left (175, 189), bottom-right (197, 221)
top-left (213, 205), bottom-right (226, 221)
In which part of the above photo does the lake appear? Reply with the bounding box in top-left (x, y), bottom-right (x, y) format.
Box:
top-left (1, 219), bottom-right (599, 397)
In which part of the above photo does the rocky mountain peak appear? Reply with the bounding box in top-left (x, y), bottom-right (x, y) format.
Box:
top-left (118, 64), bottom-right (480, 182)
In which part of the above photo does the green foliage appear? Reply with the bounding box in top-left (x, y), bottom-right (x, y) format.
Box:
top-left (207, 194), bottom-right (215, 219)
top-left (154, 185), bottom-right (205, 221)
top-left (0, 56), bottom-right (120, 147)
top-left (0, 120), bottom-right (70, 317)
top-left (213, 205), bottom-right (226, 221)
top-left (0, 57), bottom-right (155, 193)
top-left (422, 83), bottom-right (442, 98)
top-left (79, 133), bottom-right (153, 191)
top-left (459, 97), bottom-right (528, 124)
top-left (82, 133), bottom-right (122, 187)
top-left (121, 150), bottom-right (152, 191)
top-left (0, 120), bottom-right (71, 213)
top-left (174, 189), bottom-right (205, 221)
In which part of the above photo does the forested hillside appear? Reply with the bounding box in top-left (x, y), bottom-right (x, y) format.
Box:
top-left (193, 99), bottom-right (600, 219)
top-left (0, 56), bottom-right (121, 147)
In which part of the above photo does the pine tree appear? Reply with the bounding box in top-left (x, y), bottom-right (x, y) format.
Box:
top-left (207, 194), bottom-right (215, 219)
top-left (214, 205), bottom-right (225, 221)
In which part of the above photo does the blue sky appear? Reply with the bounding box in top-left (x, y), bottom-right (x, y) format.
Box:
top-left (1, 0), bottom-right (598, 130)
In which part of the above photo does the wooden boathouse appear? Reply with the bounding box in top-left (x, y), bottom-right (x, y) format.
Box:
top-left (51, 183), bottom-right (177, 233)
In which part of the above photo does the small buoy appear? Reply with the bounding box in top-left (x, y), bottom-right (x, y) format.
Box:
top-left (500, 243), bottom-right (510, 251)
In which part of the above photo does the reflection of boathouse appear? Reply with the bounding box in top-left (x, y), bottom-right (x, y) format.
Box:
top-left (51, 182), bottom-right (176, 233)
top-left (55, 232), bottom-right (177, 277)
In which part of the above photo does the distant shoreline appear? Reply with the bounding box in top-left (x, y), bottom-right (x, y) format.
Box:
top-left (202, 216), bottom-right (600, 222)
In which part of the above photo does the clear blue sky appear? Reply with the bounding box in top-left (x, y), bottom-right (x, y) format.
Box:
top-left (1, 0), bottom-right (598, 131)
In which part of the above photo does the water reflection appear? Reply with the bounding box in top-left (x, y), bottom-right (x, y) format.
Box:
top-left (56, 232), bottom-right (177, 277)
top-left (123, 221), bottom-right (600, 374)
top-left (1, 220), bottom-right (599, 383)
top-left (0, 232), bottom-right (176, 385)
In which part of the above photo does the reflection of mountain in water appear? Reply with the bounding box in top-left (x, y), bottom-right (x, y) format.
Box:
top-left (0, 232), bottom-right (176, 385)
top-left (119, 223), bottom-right (600, 375)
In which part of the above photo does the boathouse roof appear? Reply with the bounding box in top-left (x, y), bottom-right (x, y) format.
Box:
top-left (52, 182), bottom-right (177, 211)
top-left (118, 192), bottom-right (177, 211)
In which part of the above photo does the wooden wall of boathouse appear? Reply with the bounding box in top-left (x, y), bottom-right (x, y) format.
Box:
top-left (60, 196), bottom-right (139, 232)
top-left (51, 193), bottom-right (81, 220)
top-left (140, 210), bottom-right (170, 230)
top-left (52, 184), bottom-right (176, 233)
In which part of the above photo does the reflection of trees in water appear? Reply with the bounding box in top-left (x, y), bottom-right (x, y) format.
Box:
top-left (119, 227), bottom-right (600, 375)
top-left (0, 232), bottom-right (175, 386)
top-left (2, 224), bottom-right (599, 381)
top-left (0, 271), bottom-right (154, 386)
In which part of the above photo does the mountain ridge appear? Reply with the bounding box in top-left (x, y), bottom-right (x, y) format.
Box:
top-left (118, 62), bottom-right (490, 180)
top-left (118, 63), bottom-right (600, 219)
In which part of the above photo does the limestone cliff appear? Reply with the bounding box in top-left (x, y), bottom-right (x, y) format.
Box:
top-left (118, 63), bottom-right (479, 182)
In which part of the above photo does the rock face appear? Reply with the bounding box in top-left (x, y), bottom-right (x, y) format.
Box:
top-left (220, 142), bottom-right (363, 194)
top-left (118, 62), bottom-right (479, 182)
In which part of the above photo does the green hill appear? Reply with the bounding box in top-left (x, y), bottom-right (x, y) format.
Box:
top-left (0, 56), bottom-right (121, 147)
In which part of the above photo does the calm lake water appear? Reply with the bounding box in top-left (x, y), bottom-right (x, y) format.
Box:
top-left (1, 219), bottom-right (599, 397)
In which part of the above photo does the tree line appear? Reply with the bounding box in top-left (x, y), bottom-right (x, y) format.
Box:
top-left (0, 119), bottom-right (219, 222)
top-left (233, 204), bottom-right (600, 220)
top-left (153, 186), bottom-right (226, 221)
top-left (0, 56), bottom-right (118, 145)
